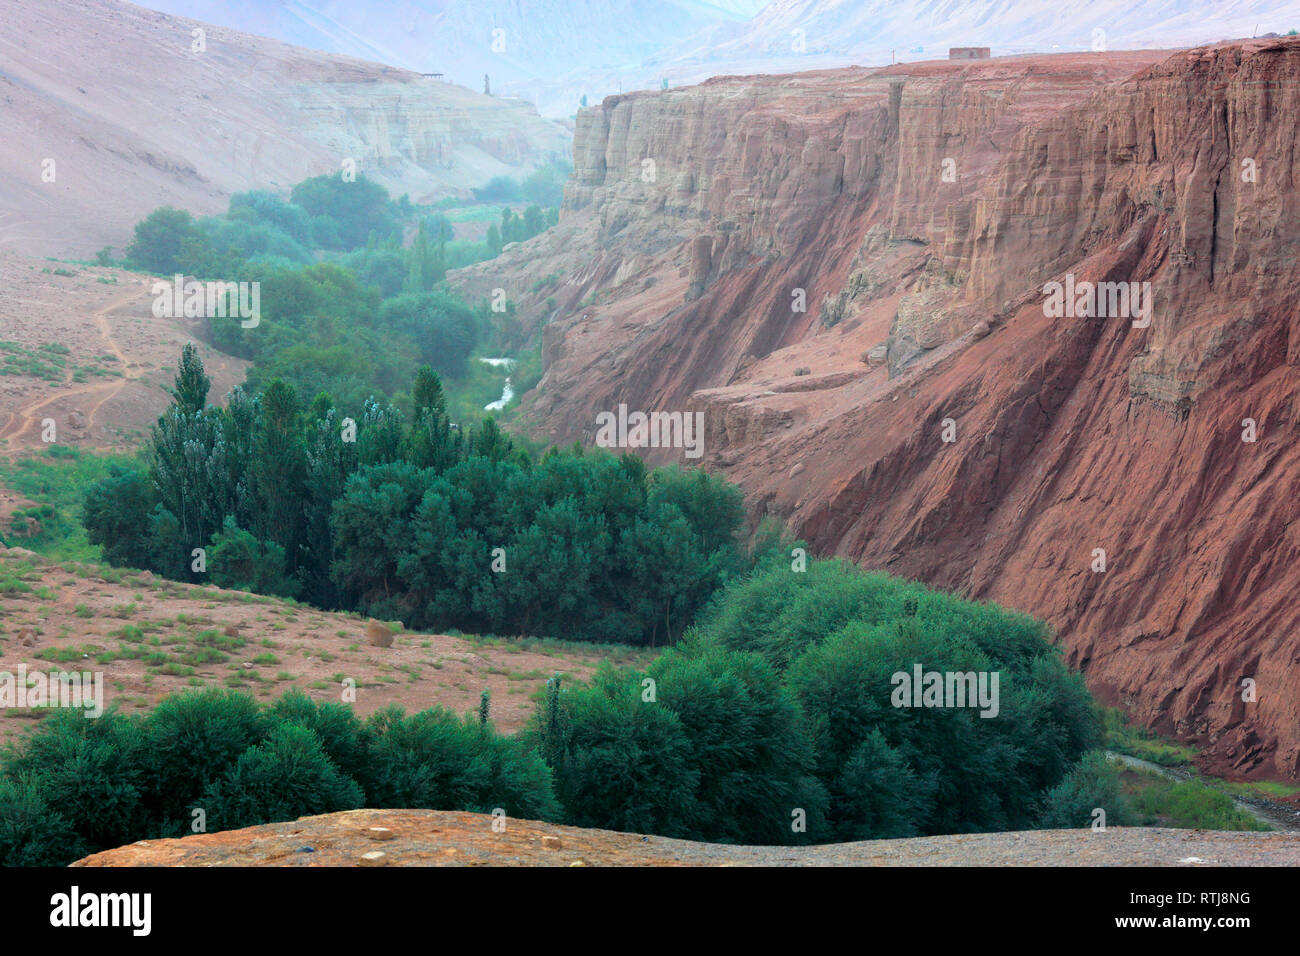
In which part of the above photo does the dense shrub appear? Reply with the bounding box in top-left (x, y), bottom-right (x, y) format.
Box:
top-left (199, 724), bottom-right (365, 831)
top-left (542, 667), bottom-right (701, 837)
top-left (1, 709), bottom-right (151, 848)
top-left (266, 689), bottom-right (371, 782)
top-left (0, 775), bottom-right (84, 866)
top-left (0, 688), bottom-right (559, 866)
top-left (685, 558), bottom-right (1101, 839)
top-left (353, 706), bottom-right (558, 821)
top-left (1037, 750), bottom-right (1130, 829)
top-left (544, 648), bottom-right (828, 845)
top-left (137, 689), bottom-right (269, 832)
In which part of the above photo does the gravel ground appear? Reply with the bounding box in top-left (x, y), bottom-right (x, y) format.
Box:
top-left (73, 809), bottom-right (1300, 867)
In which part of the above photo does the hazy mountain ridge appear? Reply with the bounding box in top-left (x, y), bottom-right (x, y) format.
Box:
top-left (136, 0), bottom-right (1300, 117)
top-left (0, 0), bottom-right (570, 257)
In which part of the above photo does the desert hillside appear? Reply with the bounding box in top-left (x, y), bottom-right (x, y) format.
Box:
top-left (71, 808), bottom-right (1300, 866)
top-left (448, 38), bottom-right (1300, 780)
top-left (0, 548), bottom-right (635, 744)
top-left (0, 252), bottom-right (247, 452)
top-left (0, 0), bottom-right (570, 258)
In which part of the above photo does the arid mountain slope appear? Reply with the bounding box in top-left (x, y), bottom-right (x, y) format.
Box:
top-left (139, 0), bottom-right (768, 115)
top-left (450, 40), bottom-right (1300, 780)
top-left (0, 0), bottom-right (569, 258)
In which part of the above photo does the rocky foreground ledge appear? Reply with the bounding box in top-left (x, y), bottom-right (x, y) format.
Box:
top-left (71, 810), bottom-right (1300, 867)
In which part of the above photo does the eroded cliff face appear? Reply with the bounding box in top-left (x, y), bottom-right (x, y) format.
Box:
top-left (449, 40), bottom-right (1300, 780)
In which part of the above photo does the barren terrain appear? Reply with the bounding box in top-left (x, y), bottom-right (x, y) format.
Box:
top-left (0, 251), bottom-right (248, 453)
top-left (72, 808), bottom-right (1300, 866)
top-left (0, 548), bottom-right (640, 744)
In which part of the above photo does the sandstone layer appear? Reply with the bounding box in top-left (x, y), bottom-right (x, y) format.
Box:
top-left (450, 41), bottom-right (1300, 780)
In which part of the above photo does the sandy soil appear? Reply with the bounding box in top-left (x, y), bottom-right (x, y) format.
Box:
top-left (0, 548), bottom-right (646, 742)
top-left (0, 251), bottom-right (249, 453)
top-left (72, 808), bottom-right (1300, 867)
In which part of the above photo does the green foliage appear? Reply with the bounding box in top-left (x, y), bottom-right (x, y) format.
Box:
top-left (647, 644), bottom-right (828, 844)
top-left (378, 291), bottom-right (481, 379)
top-left (543, 666), bottom-right (701, 837)
top-left (138, 689), bottom-right (269, 829)
top-left (0, 775), bottom-right (84, 866)
top-left (289, 172), bottom-right (400, 250)
top-left (199, 723), bottom-right (364, 831)
top-left (124, 207), bottom-right (206, 273)
top-left (86, 346), bottom-right (748, 641)
top-left (1038, 750), bottom-right (1131, 829)
top-left (0, 687), bottom-right (558, 866)
top-left (355, 706), bottom-right (558, 821)
top-left (170, 342), bottom-right (211, 415)
top-left (1131, 776), bottom-right (1269, 831)
top-left (120, 170), bottom-right (560, 432)
top-left (209, 516), bottom-right (298, 598)
top-left (2, 709), bottom-right (151, 848)
top-left (679, 558), bottom-right (1102, 839)
top-left (544, 649), bottom-right (829, 845)
top-left (266, 689), bottom-right (370, 781)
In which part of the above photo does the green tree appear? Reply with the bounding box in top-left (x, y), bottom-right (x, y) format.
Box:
top-left (170, 342), bottom-right (211, 415)
top-left (199, 724), bottom-right (364, 832)
top-left (250, 379), bottom-right (306, 561)
top-left (124, 207), bottom-right (207, 273)
top-left (209, 516), bottom-right (297, 598)
top-left (83, 465), bottom-right (158, 569)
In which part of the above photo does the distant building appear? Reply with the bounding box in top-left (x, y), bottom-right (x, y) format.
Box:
top-left (420, 72), bottom-right (444, 80)
top-left (949, 47), bottom-right (991, 60)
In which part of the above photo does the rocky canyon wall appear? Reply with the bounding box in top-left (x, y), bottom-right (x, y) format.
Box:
top-left (450, 40), bottom-right (1300, 779)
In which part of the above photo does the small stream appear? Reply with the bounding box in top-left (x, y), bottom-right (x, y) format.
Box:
top-left (1106, 750), bottom-right (1300, 832)
top-left (480, 357), bottom-right (516, 412)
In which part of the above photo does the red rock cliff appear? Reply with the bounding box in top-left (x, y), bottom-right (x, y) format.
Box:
top-left (449, 41), bottom-right (1300, 780)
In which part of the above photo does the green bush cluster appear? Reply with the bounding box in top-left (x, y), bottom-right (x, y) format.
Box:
top-left (537, 558), bottom-right (1105, 843)
top-left (119, 173), bottom-right (556, 421)
top-left (0, 688), bottom-right (555, 866)
top-left (84, 348), bottom-right (750, 644)
top-left (0, 561), bottom-right (1147, 865)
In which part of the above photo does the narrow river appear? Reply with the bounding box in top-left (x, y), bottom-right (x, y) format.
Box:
top-left (480, 357), bottom-right (515, 412)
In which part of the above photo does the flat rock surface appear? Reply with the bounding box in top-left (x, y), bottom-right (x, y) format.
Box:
top-left (71, 809), bottom-right (1300, 866)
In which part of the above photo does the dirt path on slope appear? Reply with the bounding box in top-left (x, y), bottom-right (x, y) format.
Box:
top-left (0, 285), bottom-right (149, 443)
